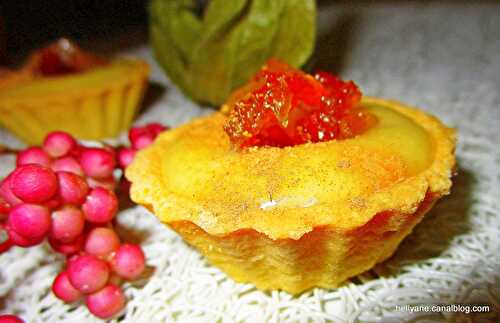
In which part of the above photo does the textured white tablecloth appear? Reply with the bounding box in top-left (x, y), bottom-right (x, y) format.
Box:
top-left (1, 2), bottom-right (499, 322)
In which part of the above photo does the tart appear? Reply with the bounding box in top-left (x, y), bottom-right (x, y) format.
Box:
top-left (0, 38), bottom-right (149, 144)
top-left (126, 60), bottom-right (456, 294)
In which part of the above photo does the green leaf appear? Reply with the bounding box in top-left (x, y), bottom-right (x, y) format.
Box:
top-left (189, 0), bottom-right (249, 104)
top-left (150, 0), bottom-right (316, 106)
top-left (269, 0), bottom-right (316, 67)
top-left (226, 0), bottom-right (286, 90)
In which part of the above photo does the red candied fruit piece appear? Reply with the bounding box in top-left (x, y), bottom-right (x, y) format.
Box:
top-left (223, 59), bottom-right (375, 148)
top-left (34, 38), bottom-right (108, 77)
top-left (39, 48), bottom-right (74, 76)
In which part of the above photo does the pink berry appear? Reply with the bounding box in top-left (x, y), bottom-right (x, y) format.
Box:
top-left (111, 244), bottom-right (146, 280)
top-left (11, 165), bottom-right (58, 203)
top-left (82, 188), bottom-right (118, 223)
top-left (86, 284), bottom-right (126, 319)
top-left (0, 174), bottom-right (22, 206)
top-left (52, 156), bottom-right (84, 176)
top-left (7, 203), bottom-right (51, 240)
top-left (52, 271), bottom-right (82, 303)
top-left (49, 234), bottom-right (84, 255)
top-left (128, 126), bottom-right (146, 143)
top-left (16, 147), bottom-right (52, 167)
top-left (50, 207), bottom-right (85, 243)
top-left (43, 131), bottom-right (77, 158)
top-left (0, 315), bottom-right (24, 323)
top-left (85, 227), bottom-right (120, 258)
top-left (57, 172), bottom-right (88, 205)
top-left (86, 176), bottom-right (117, 191)
top-left (129, 123), bottom-right (167, 150)
top-left (117, 148), bottom-right (136, 169)
top-left (8, 227), bottom-right (44, 247)
top-left (79, 148), bottom-right (116, 179)
top-left (146, 123), bottom-right (168, 136)
top-left (129, 126), bottom-right (154, 150)
top-left (67, 254), bottom-right (110, 294)
top-left (132, 134), bottom-right (154, 150)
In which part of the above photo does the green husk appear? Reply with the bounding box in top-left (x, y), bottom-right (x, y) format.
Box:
top-left (149, 0), bottom-right (316, 106)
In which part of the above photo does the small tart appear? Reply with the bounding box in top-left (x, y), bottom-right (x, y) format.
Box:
top-left (0, 39), bottom-right (149, 144)
top-left (127, 97), bottom-right (455, 294)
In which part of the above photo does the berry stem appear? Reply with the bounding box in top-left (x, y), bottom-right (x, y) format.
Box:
top-left (0, 144), bottom-right (20, 155)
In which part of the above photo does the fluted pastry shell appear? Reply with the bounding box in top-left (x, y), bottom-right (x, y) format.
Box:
top-left (127, 97), bottom-right (456, 294)
top-left (0, 59), bottom-right (149, 144)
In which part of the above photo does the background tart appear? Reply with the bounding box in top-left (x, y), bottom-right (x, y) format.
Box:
top-left (0, 40), bottom-right (149, 144)
top-left (127, 97), bottom-right (456, 294)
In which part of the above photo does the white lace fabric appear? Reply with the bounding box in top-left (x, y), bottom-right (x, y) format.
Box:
top-left (1, 3), bottom-right (499, 322)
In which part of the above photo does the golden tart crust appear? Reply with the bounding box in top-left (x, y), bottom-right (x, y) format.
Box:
top-left (127, 97), bottom-right (456, 293)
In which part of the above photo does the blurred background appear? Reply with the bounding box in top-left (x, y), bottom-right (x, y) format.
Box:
top-left (1, 0), bottom-right (498, 66)
top-left (0, 0), bottom-right (148, 65)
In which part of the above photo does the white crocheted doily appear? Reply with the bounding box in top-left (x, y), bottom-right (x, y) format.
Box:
top-left (1, 3), bottom-right (499, 322)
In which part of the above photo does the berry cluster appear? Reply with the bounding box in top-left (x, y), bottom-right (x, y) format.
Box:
top-left (0, 124), bottom-right (166, 319)
top-left (117, 123), bottom-right (167, 169)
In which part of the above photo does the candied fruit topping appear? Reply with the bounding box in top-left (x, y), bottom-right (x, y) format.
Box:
top-left (27, 38), bottom-right (108, 77)
top-left (223, 59), bottom-right (377, 148)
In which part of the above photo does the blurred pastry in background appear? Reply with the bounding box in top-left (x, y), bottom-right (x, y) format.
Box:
top-left (0, 38), bottom-right (149, 144)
